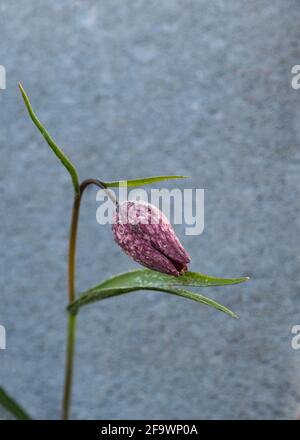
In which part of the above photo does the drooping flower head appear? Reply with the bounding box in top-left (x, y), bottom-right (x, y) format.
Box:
top-left (112, 201), bottom-right (190, 276)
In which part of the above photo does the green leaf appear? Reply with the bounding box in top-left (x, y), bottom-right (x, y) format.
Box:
top-left (103, 175), bottom-right (189, 187)
top-left (18, 83), bottom-right (80, 195)
top-left (69, 286), bottom-right (238, 318)
top-left (68, 269), bottom-right (249, 318)
top-left (0, 387), bottom-right (32, 420)
top-left (96, 269), bottom-right (249, 289)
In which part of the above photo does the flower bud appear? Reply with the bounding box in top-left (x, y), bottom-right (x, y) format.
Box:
top-left (112, 201), bottom-right (190, 276)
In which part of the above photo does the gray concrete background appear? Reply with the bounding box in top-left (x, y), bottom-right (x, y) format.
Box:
top-left (1, 0), bottom-right (300, 420)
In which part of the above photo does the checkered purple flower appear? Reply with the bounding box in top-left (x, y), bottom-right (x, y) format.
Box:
top-left (112, 201), bottom-right (190, 276)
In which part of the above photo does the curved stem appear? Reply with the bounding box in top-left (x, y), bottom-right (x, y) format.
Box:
top-left (80, 178), bottom-right (118, 206)
top-left (62, 179), bottom-right (117, 420)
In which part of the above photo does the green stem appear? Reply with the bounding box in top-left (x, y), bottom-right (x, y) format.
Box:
top-left (68, 195), bottom-right (81, 305)
top-left (62, 191), bottom-right (81, 420)
top-left (62, 313), bottom-right (77, 420)
top-left (62, 180), bottom-right (116, 420)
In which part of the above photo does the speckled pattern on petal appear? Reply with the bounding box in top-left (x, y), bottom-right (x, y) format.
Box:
top-left (112, 201), bottom-right (190, 276)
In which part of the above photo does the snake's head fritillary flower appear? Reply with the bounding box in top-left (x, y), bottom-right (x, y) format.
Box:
top-left (112, 201), bottom-right (190, 276)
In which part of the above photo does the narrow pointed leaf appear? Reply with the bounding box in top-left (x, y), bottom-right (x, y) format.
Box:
top-left (18, 83), bottom-right (80, 195)
top-left (0, 387), bottom-right (32, 420)
top-left (96, 269), bottom-right (249, 289)
top-left (69, 285), bottom-right (238, 318)
top-left (104, 175), bottom-right (189, 187)
top-left (164, 288), bottom-right (238, 318)
top-left (68, 269), bottom-right (248, 318)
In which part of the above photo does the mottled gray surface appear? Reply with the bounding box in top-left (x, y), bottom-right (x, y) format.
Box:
top-left (1, 0), bottom-right (300, 420)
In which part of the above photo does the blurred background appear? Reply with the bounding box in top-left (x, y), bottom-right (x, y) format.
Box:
top-left (1, 0), bottom-right (300, 420)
